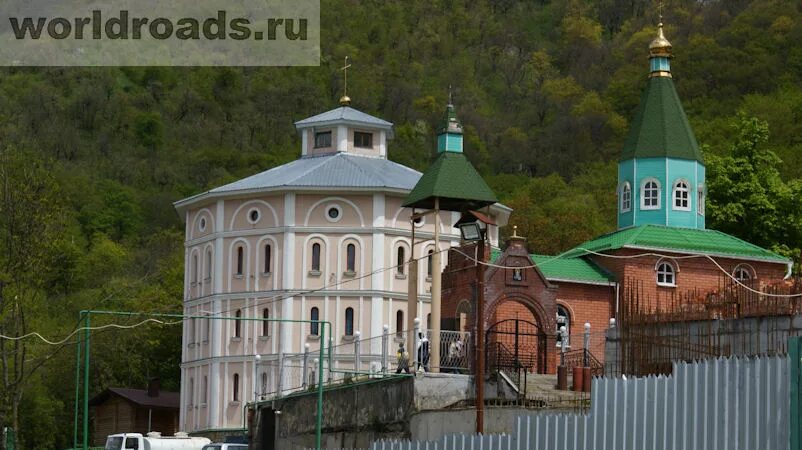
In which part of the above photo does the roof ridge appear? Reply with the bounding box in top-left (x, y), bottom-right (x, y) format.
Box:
top-left (286, 153), bottom-right (337, 183)
top-left (339, 152), bottom-right (384, 185)
top-left (706, 228), bottom-right (781, 253)
top-left (628, 224), bottom-right (652, 244)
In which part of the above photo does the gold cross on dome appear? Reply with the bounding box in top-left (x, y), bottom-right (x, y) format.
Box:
top-left (340, 56), bottom-right (352, 105)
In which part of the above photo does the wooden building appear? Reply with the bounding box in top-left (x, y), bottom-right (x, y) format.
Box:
top-left (89, 380), bottom-right (179, 446)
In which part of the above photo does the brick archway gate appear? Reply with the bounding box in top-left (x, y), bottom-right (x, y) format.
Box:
top-left (486, 318), bottom-right (549, 375)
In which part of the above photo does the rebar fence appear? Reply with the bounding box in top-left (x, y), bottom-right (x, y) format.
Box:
top-left (609, 276), bottom-right (802, 376)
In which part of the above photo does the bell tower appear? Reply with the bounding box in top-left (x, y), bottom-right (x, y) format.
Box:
top-left (617, 19), bottom-right (706, 230)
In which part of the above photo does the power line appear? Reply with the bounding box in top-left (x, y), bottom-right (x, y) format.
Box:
top-left (0, 318), bottom-right (184, 346)
top-left (0, 247), bottom-right (453, 345)
top-left (451, 246), bottom-right (802, 298)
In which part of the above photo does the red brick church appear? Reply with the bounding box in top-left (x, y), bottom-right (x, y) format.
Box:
top-left (442, 22), bottom-right (791, 374)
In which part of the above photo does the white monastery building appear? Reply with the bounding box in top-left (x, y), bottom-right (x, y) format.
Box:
top-left (174, 101), bottom-right (510, 432)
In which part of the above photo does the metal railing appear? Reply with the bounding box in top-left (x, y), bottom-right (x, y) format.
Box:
top-left (256, 327), bottom-right (472, 401)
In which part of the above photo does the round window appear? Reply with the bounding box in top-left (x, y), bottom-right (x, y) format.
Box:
top-left (248, 209), bottom-right (260, 224)
top-left (199, 217), bottom-right (207, 232)
top-left (328, 208), bottom-right (340, 219)
top-left (325, 204), bottom-right (343, 223)
top-left (413, 216), bottom-right (424, 227)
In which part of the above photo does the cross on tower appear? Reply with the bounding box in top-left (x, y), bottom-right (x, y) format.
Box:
top-left (340, 56), bottom-right (352, 106)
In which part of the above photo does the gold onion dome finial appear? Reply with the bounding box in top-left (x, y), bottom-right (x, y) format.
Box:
top-left (649, 21), bottom-right (672, 57)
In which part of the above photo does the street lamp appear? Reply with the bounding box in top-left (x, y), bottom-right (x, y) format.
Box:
top-left (454, 211), bottom-right (492, 433)
top-left (458, 222), bottom-right (482, 242)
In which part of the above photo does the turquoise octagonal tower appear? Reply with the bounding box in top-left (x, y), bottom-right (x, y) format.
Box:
top-left (617, 21), bottom-right (706, 230)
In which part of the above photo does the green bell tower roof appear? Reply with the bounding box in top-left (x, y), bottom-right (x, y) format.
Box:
top-left (620, 22), bottom-right (703, 163)
top-left (403, 102), bottom-right (497, 211)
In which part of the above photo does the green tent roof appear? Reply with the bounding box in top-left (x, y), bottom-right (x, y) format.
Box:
top-left (403, 152), bottom-right (497, 211)
top-left (563, 224), bottom-right (789, 263)
top-left (620, 76), bottom-right (703, 163)
top-left (489, 249), bottom-right (614, 285)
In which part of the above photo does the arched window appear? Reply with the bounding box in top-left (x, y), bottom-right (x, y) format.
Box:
top-left (395, 310), bottom-right (404, 336)
top-left (205, 249), bottom-right (212, 279)
top-left (260, 372), bottom-right (267, 398)
top-left (234, 309), bottom-right (242, 338)
top-left (192, 254), bottom-right (199, 283)
top-left (262, 308), bottom-right (269, 337)
top-left (344, 307), bottom-right (354, 336)
top-left (264, 244), bottom-right (272, 274)
top-left (427, 313), bottom-right (431, 330)
top-left (733, 265), bottom-right (754, 283)
top-left (236, 246), bottom-right (244, 275)
top-left (698, 186), bottom-right (705, 215)
top-left (427, 249), bottom-right (434, 277)
top-left (673, 180), bottom-right (690, 210)
top-left (621, 182), bottom-right (631, 212)
top-left (188, 377), bottom-right (194, 406)
top-left (310, 307), bottom-right (320, 336)
top-left (346, 243), bottom-right (356, 273)
top-left (311, 243), bottom-right (321, 272)
top-left (188, 316), bottom-right (195, 345)
top-left (456, 301), bottom-right (471, 333)
top-left (202, 376), bottom-right (208, 404)
top-left (232, 373), bottom-right (240, 402)
top-left (656, 261), bottom-right (676, 286)
top-left (556, 305), bottom-right (570, 347)
top-left (641, 179), bottom-right (660, 210)
top-left (397, 247), bottom-right (405, 275)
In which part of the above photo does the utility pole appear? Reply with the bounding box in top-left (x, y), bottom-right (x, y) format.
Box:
top-left (476, 231), bottom-right (486, 433)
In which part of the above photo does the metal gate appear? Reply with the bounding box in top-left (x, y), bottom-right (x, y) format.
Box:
top-left (486, 319), bottom-right (547, 377)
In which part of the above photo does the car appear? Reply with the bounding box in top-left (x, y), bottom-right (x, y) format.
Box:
top-left (201, 444), bottom-right (247, 450)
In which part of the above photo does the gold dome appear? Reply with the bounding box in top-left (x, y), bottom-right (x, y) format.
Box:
top-left (649, 23), bottom-right (672, 57)
top-left (339, 95), bottom-right (351, 106)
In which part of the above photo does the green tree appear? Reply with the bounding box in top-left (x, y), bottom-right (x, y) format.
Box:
top-left (707, 114), bottom-right (802, 254)
top-left (0, 147), bottom-right (66, 449)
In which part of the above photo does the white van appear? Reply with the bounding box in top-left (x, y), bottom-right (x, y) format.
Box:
top-left (201, 444), bottom-right (247, 450)
top-left (104, 432), bottom-right (211, 450)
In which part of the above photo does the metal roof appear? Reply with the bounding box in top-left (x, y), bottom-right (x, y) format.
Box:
top-left (562, 224), bottom-right (789, 263)
top-left (489, 249), bottom-right (615, 285)
top-left (403, 152), bottom-right (497, 211)
top-left (294, 106), bottom-right (393, 130)
top-left (209, 153), bottom-right (421, 194)
top-left (620, 76), bottom-right (703, 163)
top-left (89, 388), bottom-right (179, 409)
top-left (530, 254), bottom-right (616, 284)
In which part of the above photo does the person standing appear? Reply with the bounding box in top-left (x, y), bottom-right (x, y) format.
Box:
top-left (396, 342), bottom-right (410, 374)
top-left (417, 332), bottom-right (430, 372)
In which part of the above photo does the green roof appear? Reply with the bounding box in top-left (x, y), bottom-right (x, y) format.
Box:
top-left (489, 249), bottom-right (614, 285)
top-left (620, 76), bottom-right (703, 163)
top-left (403, 152), bottom-right (497, 211)
top-left (530, 254), bottom-right (615, 284)
top-left (563, 224), bottom-right (789, 263)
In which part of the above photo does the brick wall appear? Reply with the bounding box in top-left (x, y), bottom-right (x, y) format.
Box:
top-left (591, 248), bottom-right (788, 311)
top-left (442, 236), bottom-right (789, 375)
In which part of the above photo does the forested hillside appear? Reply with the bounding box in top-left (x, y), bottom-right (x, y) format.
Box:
top-left (2, 1), bottom-right (802, 447)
